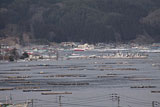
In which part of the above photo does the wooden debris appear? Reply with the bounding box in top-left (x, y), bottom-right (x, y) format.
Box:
top-left (23, 89), bottom-right (51, 92)
top-left (44, 74), bottom-right (86, 78)
top-left (97, 75), bottom-right (116, 78)
top-left (8, 69), bottom-right (31, 71)
top-left (41, 92), bottom-right (72, 95)
top-left (124, 76), bottom-right (154, 81)
top-left (4, 76), bottom-right (31, 79)
top-left (130, 86), bottom-right (156, 88)
top-left (151, 91), bottom-right (160, 93)
top-left (1, 79), bottom-right (25, 81)
top-left (47, 82), bottom-right (89, 86)
top-left (15, 87), bottom-right (40, 90)
top-left (129, 78), bottom-right (153, 81)
top-left (8, 81), bottom-right (31, 84)
top-left (0, 87), bottom-right (14, 91)
top-left (106, 68), bottom-right (138, 71)
top-left (0, 72), bottom-right (19, 74)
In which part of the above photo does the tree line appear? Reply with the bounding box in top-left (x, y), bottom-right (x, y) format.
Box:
top-left (0, 0), bottom-right (160, 44)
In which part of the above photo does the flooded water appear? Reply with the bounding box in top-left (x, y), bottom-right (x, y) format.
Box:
top-left (0, 50), bottom-right (160, 107)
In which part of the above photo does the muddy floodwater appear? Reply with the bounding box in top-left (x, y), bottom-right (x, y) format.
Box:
top-left (0, 50), bottom-right (160, 107)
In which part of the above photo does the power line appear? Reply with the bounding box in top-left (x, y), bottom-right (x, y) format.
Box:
top-left (64, 95), bottom-right (110, 104)
top-left (120, 96), bottom-right (152, 105)
top-left (119, 94), bottom-right (152, 103)
top-left (37, 95), bottom-right (110, 106)
top-left (33, 98), bottom-right (109, 107)
top-left (7, 93), bottom-right (158, 107)
top-left (61, 102), bottom-right (110, 107)
top-left (66, 98), bottom-right (110, 105)
top-left (124, 100), bottom-right (151, 107)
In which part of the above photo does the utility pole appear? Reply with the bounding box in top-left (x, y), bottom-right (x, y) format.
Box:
top-left (9, 94), bottom-right (12, 104)
top-left (152, 101), bottom-right (155, 107)
top-left (0, 44), bottom-right (1, 55)
top-left (56, 50), bottom-right (59, 61)
top-left (117, 96), bottom-right (120, 107)
top-left (110, 93), bottom-right (120, 107)
top-left (59, 96), bottom-right (62, 107)
top-left (0, 44), bottom-right (4, 61)
top-left (6, 96), bottom-right (8, 104)
top-left (31, 99), bottom-right (34, 107)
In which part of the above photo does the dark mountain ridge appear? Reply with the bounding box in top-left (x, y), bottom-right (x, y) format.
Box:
top-left (0, 0), bottom-right (160, 44)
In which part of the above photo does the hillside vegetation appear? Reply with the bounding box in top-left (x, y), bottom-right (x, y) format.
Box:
top-left (0, 0), bottom-right (160, 44)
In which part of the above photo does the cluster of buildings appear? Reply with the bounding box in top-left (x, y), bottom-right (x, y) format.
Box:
top-left (0, 42), bottom-right (95, 61)
top-left (23, 45), bottom-right (59, 61)
top-left (0, 44), bottom-right (18, 61)
top-left (0, 42), bottom-right (160, 61)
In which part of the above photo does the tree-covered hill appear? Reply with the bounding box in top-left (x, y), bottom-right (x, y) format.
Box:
top-left (0, 0), bottom-right (160, 44)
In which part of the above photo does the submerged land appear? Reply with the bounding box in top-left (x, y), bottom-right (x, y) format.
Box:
top-left (0, 43), bottom-right (160, 107)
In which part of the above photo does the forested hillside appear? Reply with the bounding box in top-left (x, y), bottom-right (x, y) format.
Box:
top-left (0, 0), bottom-right (160, 44)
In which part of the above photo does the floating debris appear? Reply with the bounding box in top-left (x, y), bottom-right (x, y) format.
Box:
top-left (68, 68), bottom-right (86, 71)
top-left (0, 72), bottom-right (19, 74)
top-left (97, 76), bottom-right (115, 78)
top-left (97, 74), bottom-right (118, 78)
top-left (3, 76), bottom-right (31, 79)
top-left (130, 78), bottom-right (154, 81)
top-left (15, 87), bottom-right (40, 90)
top-left (124, 76), bottom-right (154, 81)
top-left (0, 87), bottom-right (14, 91)
top-left (0, 102), bottom-right (28, 107)
top-left (5, 69), bottom-right (31, 71)
top-left (112, 68), bottom-right (138, 71)
top-left (94, 65), bottom-right (112, 68)
top-left (44, 74), bottom-right (86, 78)
top-left (39, 71), bottom-right (45, 74)
top-left (3, 80), bottom-right (41, 85)
top-left (97, 68), bottom-right (138, 71)
top-left (12, 103), bottom-right (28, 107)
top-left (151, 91), bottom-right (160, 93)
top-left (47, 82), bottom-right (89, 86)
top-left (23, 89), bottom-right (51, 92)
top-left (106, 74), bottom-right (118, 76)
top-left (41, 92), bottom-right (72, 95)
top-left (100, 52), bottom-right (148, 59)
top-left (7, 81), bottom-right (31, 84)
top-left (130, 86), bottom-right (156, 88)
top-left (1, 78), bottom-right (25, 81)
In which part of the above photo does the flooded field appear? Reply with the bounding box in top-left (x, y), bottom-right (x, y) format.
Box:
top-left (0, 49), bottom-right (160, 107)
